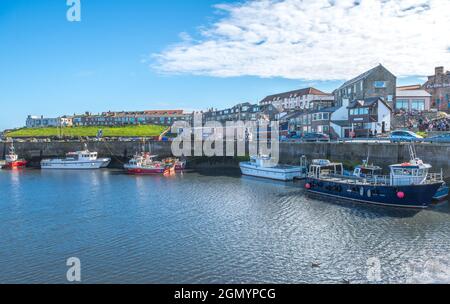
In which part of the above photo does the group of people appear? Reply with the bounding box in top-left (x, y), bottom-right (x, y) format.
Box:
top-left (423, 118), bottom-right (450, 132)
top-left (395, 110), bottom-right (450, 132)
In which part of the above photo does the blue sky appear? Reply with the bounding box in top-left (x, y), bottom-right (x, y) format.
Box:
top-left (1, 0), bottom-right (448, 130)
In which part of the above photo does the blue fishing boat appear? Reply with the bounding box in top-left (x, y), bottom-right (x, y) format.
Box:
top-left (305, 147), bottom-right (445, 209)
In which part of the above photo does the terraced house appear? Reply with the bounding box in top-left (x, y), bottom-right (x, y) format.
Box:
top-left (203, 103), bottom-right (279, 123)
top-left (72, 110), bottom-right (192, 127)
top-left (281, 106), bottom-right (340, 138)
top-left (260, 87), bottom-right (334, 111)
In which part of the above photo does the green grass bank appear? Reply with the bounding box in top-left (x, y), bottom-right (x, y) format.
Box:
top-left (6, 125), bottom-right (168, 138)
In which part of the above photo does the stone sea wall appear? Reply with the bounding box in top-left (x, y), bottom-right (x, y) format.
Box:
top-left (1, 141), bottom-right (450, 177)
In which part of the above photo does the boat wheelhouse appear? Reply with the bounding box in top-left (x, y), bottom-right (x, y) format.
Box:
top-left (240, 155), bottom-right (307, 181)
top-left (352, 162), bottom-right (382, 179)
top-left (41, 144), bottom-right (111, 170)
top-left (389, 157), bottom-right (448, 201)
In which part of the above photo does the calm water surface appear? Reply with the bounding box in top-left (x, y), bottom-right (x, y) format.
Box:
top-left (0, 169), bottom-right (449, 284)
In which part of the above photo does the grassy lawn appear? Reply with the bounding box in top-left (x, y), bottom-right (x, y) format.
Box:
top-left (6, 125), bottom-right (168, 138)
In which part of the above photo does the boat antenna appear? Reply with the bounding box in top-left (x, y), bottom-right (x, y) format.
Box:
top-left (366, 147), bottom-right (370, 166)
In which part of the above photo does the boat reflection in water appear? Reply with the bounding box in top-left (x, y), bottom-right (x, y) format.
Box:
top-left (305, 146), bottom-right (446, 209)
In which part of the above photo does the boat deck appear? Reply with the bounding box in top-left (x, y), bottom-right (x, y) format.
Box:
top-left (309, 173), bottom-right (443, 186)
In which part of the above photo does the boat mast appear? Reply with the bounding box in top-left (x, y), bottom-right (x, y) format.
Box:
top-left (9, 141), bottom-right (15, 155)
top-left (408, 143), bottom-right (417, 160)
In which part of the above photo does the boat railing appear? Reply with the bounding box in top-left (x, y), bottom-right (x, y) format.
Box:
top-left (310, 172), bottom-right (393, 186)
top-left (427, 171), bottom-right (444, 182)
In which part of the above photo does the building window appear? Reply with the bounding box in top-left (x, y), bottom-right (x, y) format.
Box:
top-left (350, 108), bottom-right (369, 115)
top-left (374, 81), bottom-right (387, 88)
top-left (396, 99), bottom-right (409, 110)
top-left (411, 99), bottom-right (425, 111)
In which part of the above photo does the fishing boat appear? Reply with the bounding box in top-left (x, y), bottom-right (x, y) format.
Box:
top-left (305, 149), bottom-right (444, 209)
top-left (124, 153), bottom-right (175, 175)
top-left (1, 143), bottom-right (27, 169)
top-left (41, 144), bottom-right (111, 170)
top-left (350, 150), bottom-right (448, 202)
top-left (162, 157), bottom-right (186, 171)
top-left (240, 155), bottom-right (307, 181)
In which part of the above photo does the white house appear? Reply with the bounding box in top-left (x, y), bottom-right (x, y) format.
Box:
top-left (26, 115), bottom-right (73, 128)
top-left (329, 97), bottom-right (391, 138)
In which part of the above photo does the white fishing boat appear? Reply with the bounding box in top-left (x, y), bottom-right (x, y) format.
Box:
top-left (41, 144), bottom-right (111, 170)
top-left (240, 155), bottom-right (307, 181)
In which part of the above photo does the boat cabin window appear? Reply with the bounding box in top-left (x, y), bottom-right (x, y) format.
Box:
top-left (391, 168), bottom-right (428, 177)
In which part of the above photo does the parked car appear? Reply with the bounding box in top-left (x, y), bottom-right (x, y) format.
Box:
top-left (390, 130), bottom-right (423, 142)
top-left (423, 133), bottom-right (450, 143)
top-left (301, 133), bottom-right (330, 142)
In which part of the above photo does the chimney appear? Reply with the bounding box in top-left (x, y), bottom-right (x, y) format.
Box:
top-left (435, 66), bottom-right (444, 75)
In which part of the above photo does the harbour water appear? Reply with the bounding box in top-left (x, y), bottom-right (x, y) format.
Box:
top-left (0, 169), bottom-right (449, 284)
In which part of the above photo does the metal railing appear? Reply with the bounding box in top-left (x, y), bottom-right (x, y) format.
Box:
top-left (308, 171), bottom-right (443, 186)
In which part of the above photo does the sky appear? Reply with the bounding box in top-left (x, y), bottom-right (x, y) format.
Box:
top-left (1, 0), bottom-right (449, 130)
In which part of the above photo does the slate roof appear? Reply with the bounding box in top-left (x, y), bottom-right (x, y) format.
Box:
top-left (280, 106), bottom-right (340, 121)
top-left (338, 64), bottom-right (395, 90)
top-left (348, 97), bottom-right (392, 111)
top-left (396, 89), bottom-right (431, 98)
top-left (260, 87), bottom-right (331, 104)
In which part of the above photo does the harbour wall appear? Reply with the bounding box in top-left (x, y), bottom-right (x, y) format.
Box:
top-left (1, 141), bottom-right (450, 177)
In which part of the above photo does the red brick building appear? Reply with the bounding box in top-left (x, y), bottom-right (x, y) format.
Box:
top-left (422, 66), bottom-right (450, 112)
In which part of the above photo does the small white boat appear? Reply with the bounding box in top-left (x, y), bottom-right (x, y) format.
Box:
top-left (41, 144), bottom-right (111, 170)
top-left (240, 155), bottom-right (307, 181)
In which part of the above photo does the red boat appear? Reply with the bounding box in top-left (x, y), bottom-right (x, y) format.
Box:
top-left (124, 153), bottom-right (175, 175)
top-left (162, 158), bottom-right (186, 171)
top-left (2, 144), bottom-right (27, 169)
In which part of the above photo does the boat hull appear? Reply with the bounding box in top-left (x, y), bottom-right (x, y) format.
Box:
top-left (240, 162), bottom-right (305, 181)
top-left (125, 167), bottom-right (166, 175)
top-left (305, 177), bottom-right (442, 209)
top-left (433, 184), bottom-right (449, 201)
top-left (41, 158), bottom-right (111, 170)
top-left (1, 160), bottom-right (28, 169)
top-left (174, 163), bottom-right (186, 171)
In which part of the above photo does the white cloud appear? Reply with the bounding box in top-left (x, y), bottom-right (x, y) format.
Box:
top-left (152, 0), bottom-right (450, 80)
